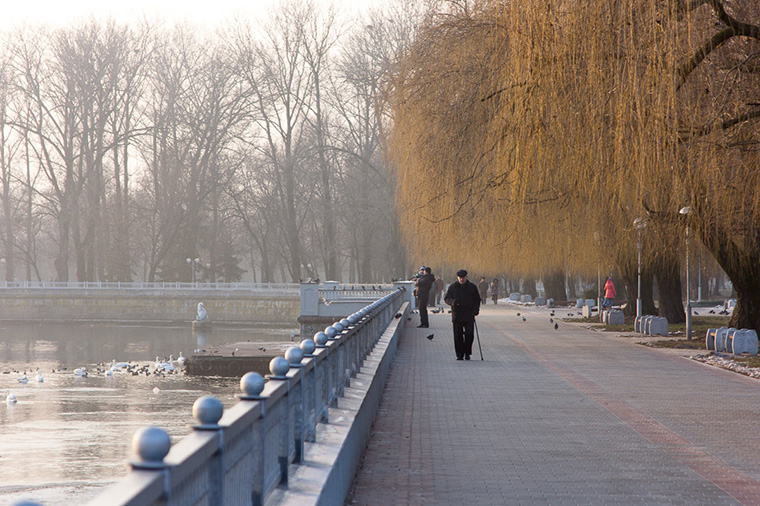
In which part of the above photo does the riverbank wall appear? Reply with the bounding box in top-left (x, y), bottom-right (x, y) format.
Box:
top-left (0, 289), bottom-right (299, 325)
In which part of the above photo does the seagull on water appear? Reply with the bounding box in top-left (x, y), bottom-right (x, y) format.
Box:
top-left (6, 391), bottom-right (17, 404)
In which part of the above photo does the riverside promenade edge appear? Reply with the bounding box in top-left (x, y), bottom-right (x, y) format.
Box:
top-left (347, 303), bottom-right (760, 505)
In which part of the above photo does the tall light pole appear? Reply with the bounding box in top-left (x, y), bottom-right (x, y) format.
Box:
top-left (186, 257), bottom-right (200, 285)
top-left (633, 218), bottom-right (647, 318)
top-left (679, 206), bottom-right (692, 340)
top-left (593, 231), bottom-right (601, 319)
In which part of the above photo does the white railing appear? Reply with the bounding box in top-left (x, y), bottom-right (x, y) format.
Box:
top-left (0, 281), bottom-right (300, 292)
top-left (74, 288), bottom-right (406, 506)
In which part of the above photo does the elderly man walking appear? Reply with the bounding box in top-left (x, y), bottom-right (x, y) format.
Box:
top-left (444, 269), bottom-right (481, 360)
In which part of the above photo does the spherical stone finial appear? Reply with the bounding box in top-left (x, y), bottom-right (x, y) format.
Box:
top-left (348, 314), bottom-right (359, 325)
top-left (324, 327), bottom-right (337, 339)
top-left (132, 426), bottom-right (171, 469)
top-left (340, 318), bottom-right (350, 328)
top-left (193, 395), bottom-right (223, 429)
top-left (285, 346), bottom-right (304, 367)
top-left (240, 372), bottom-right (265, 398)
top-left (314, 331), bottom-right (328, 346)
top-left (300, 339), bottom-right (316, 356)
top-left (269, 356), bottom-right (290, 378)
top-left (333, 322), bottom-right (344, 333)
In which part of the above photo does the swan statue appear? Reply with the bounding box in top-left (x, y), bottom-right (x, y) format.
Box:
top-left (196, 302), bottom-right (209, 322)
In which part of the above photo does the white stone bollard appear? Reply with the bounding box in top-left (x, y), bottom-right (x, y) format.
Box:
top-left (576, 298), bottom-right (583, 308)
top-left (732, 329), bottom-right (759, 355)
top-left (582, 305), bottom-right (593, 318)
top-left (641, 314), bottom-right (652, 335)
top-left (608, 310), bottom-right (625, 325)
top-left (715, 327), bottom-right (731, 352)
top-left (705, 328), bottom-right (717, 351)
top-left (726, 328), bottom-right (739, 354)
top-left (648, 317), bottom-right (668, 336)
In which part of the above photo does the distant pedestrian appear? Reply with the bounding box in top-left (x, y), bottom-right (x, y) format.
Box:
top-left (490, 278), bottom-right (499, 305)
top-left (444, 270), bottom-right (481, 360)
top-left (434, 276), bottom-right (445, 305)
top-left (415, 267), bottom-right (435, 328)
top-left (602, 277), bottom-right (616, 309)
top-left (478, 276), bottom-right (488, 306)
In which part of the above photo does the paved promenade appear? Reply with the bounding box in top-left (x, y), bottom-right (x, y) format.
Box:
top-left (347, 303), bottom-right (760, 505)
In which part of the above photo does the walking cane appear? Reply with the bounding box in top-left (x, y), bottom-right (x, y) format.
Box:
top-left (474, 318), bottom-right (484, 361)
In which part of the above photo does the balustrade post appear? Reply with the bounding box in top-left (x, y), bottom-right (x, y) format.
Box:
top-left (239, 372), bottom-right (266, 506)
top-left (314, 331), bottom-right (330, 422)
top-left (267, 356), bottom-right (292, 485)
top-left (300, 339), bottom-right (318, 442)
top-left (284, 346), bottom-right (305, 463)
top-left (191, 396), bottom-right (225, 505)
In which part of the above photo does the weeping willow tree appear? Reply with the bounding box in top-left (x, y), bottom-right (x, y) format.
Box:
top-left (386, 0), bottom-right (760, 328)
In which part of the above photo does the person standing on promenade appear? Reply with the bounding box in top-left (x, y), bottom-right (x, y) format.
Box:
top-left (603, 277), bottom-right (616, 309)
top-left (444, 269), bottom-right (481, 360)
top-left (490, 278), bottom-right (499, 304)
top-left (415, 267), bottom-right (435, 328)
top-left (434, 275), bottom-right (445, 306)
top-left (478, 276), bottom-right (488, 305)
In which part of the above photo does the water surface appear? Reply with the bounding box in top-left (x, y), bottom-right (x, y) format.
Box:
top-left (0, 323), bottom-right (295, 505)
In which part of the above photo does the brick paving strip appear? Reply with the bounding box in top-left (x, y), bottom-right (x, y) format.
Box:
top-left (348, 304), bottom-right (760, 505)
top-left (501, 325), bottom-right (760, 504)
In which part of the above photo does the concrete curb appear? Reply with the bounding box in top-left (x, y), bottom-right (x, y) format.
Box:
top-left (268, 301), bottom-right (410, 506)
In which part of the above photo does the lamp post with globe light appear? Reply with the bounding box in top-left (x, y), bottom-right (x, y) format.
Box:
top-left (679, 206), bottom-right (692, 340)
top-left (593, 231), bottom-right (601, 319)
top-left (633, 218), bottom-right (647, 318)
top-left (186, 257), bottom-right (200, 286)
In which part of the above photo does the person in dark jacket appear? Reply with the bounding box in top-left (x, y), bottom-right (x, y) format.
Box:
top-left (478, 277), bottom-right (489, 305)
top-left (415, 266), bottom-right (435, 328)
top-left (444, 269), bottom-right (481, 360)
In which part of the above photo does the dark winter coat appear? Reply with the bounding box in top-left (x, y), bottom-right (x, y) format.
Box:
top-left (444, 280), bottom-right (481, 322)
top-left (415, 273), bottom-right (435, 302)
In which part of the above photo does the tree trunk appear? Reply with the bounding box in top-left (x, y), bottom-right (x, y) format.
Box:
top-left (729, 284), bottom-right (760, 330)
top-left (543, 270), bottom-right (567, 302)
top-left (652, 254), bottom-right (685, 323)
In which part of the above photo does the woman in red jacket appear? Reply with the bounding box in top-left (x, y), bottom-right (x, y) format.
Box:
top-left (602, 277), bottom-right (616, 309)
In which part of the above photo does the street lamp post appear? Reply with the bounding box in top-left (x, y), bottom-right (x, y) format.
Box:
top-left (679, 206), bottom-right (692, 340)
top-left (593, 231), bottom-right (601, 319)
top-left (633, 218), bottom-right (647, 319)
top-left (186, 257), bottom-right (200, 286)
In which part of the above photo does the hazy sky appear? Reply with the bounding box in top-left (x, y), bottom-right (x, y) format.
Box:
top-left (2, 0), bottom-right (375, 30)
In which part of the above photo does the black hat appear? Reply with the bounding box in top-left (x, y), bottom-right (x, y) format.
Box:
top-left (456, 269), bottom-right (468, 277)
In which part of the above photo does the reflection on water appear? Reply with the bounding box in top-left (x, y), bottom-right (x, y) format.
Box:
top-left (0, 323), bottom-right (295, 505)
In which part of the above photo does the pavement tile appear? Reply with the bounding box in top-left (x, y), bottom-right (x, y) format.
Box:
top-left (347, 304), bottom-right (760, 505)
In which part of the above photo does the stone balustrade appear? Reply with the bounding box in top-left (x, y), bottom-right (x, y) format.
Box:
top-left (19, 289), bottom-right (408, 506)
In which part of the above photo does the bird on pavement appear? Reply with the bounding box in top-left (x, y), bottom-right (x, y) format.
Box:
top-left (426, 334), bottom-right (434, 341)
top-left (395, 313), bottom-right (402, 319)
top-left (549, 318), bottom-right (554, 323)
top-left (554, 323), bottom-right (559, 330)
top-left (522, 317), bottom-right (526, 322)
top-left (516, 312), bottom-right (521, 316)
